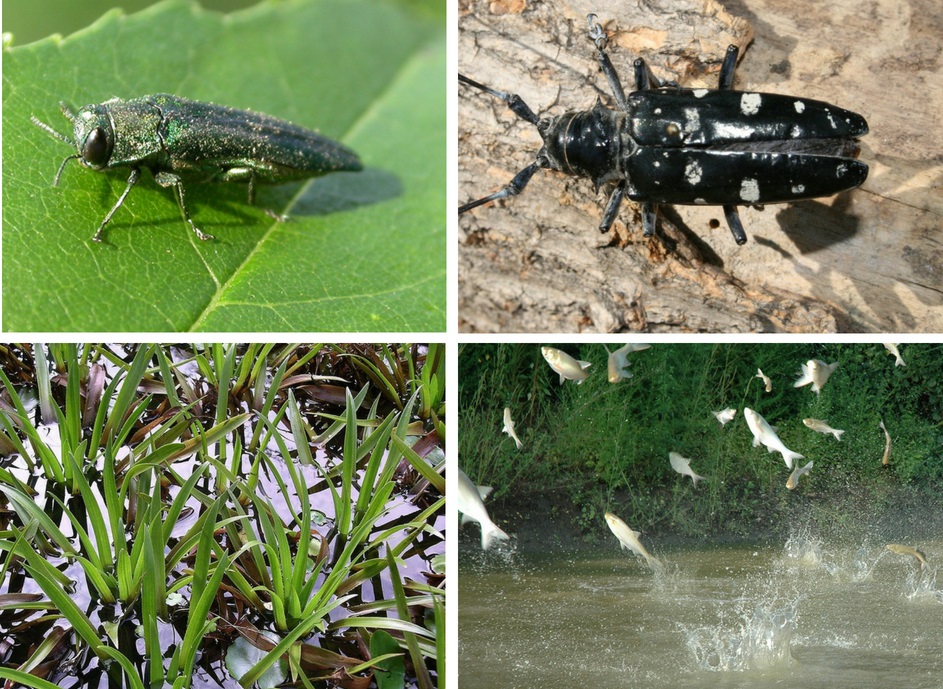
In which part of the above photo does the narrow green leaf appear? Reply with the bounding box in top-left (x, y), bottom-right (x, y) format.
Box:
top-left (0, 668), bottom-right (62, 689)
top-left (141, 520), bottom-right (166, 687)
top-left (391, 433), bottom-right (444, 493)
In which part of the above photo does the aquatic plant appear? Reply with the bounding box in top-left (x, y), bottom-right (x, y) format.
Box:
top-left (0, 343), bottom-right (444, 689)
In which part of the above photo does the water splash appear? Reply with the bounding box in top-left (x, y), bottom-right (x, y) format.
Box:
top-left (903, 564), bottom-right (943, 603)
top-left (686, 599), bottom-right (799, 671)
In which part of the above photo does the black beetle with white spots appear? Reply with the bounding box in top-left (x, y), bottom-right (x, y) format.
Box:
top-left (459, 14), bottom-right (869, 245)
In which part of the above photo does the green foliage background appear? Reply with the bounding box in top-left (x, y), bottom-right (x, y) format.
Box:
top-left (459, 342), bottom-right (943, 539)
top-left (3, 0), bottom-right (445, 332)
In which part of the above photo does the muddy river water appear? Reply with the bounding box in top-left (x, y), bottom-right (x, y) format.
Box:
top-left (459, 533), bottom-right (943, 688)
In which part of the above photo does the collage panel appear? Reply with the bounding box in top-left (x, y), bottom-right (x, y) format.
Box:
top-left (458, 342), bottom-right (943, 687)
top-left (3, 1), bottom-right (445, 332)
top-left (458, 0), bottom-right (942, 332)
top-left (0, 343), bottom-right (445, 688)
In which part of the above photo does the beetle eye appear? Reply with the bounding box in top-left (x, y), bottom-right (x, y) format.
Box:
top-left (82, 127), bottom-right (111, 166)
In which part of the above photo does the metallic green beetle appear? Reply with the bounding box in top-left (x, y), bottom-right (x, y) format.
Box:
top-left (31, 94), bottom-right (363, 242)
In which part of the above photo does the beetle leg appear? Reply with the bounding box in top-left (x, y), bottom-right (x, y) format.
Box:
top-left (641, 203), bottom-right (658, 237)
top-left (718, 45), bottom-right (740, 90)
top-left (92, 167), bottom-right (141, 242)
top-left (154, 170), bottom-right (214, 241)
top-left (723, 204), bottom-right (748, 245)
top-left (599, 180), bottom-right (626, 233)
top-left (246, 171), bottom-right (290, 222)
top-left (633, 57), bottom-right (661, 91)
top-left (587, 14), bottom-right (628, 111)
top-left (459, 162), bottom-right (541, 214)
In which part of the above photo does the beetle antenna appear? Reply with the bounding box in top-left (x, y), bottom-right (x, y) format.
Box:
top-left (459, 74), bottom-right (541, 126)
top-left (53, 154), bottom-right (81, 187)
top-left (31, 116), bottom-right (74, 145)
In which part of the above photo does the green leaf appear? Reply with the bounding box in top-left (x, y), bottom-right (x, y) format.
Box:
top-left (370, 630), bottom-right (406, 689)
top-left (225, 634), bottom-right (288, 689)
top-left (3, 0), bottom-right (445, 331)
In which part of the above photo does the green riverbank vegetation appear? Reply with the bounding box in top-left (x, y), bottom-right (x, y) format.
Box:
top-left (459, 342), bottom-right (943, 545)
top-left (0, 343), bottom-right (444, 689)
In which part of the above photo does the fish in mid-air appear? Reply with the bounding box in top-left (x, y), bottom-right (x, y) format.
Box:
top-left (794, 359), bottom-right (839, 395)
top-left (541, 347), bottom-right (591, 385)
top-left (604, 512), bottom-right (662, 571)
top-left (502, 407), bottom-right (523, 449)
top-left (604, 343), bottom-right (651, 383)
top-left (882, 343), bottom-right (906, 367)
top-left (668, 452), bottom-right (707, 487)
top-left (458, 468), bottom-right (509, 550)
top-left (786, 460), bottom-right (814, 489)
top-left (744, 407), bottom-right (805, 469)
top-left (885, 544), bottom-right (928, 570)
top-left (879, 419), bottom-right (891, 466)
top-left (803, 418), bottom-right (845, 441)
top-left (756, 369), bottom-right (772, 392)
top-left (713, 408), bottom-right (737, 426)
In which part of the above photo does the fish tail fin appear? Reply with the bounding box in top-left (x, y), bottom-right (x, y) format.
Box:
top-left (482, 524), bottom-right (510, 551)
top-left (834, 429), bottom-right (845, 441)
top-left (649, 555), bottom-right (664, 572)
top-left (515, 438), bottom-right (523, 450)
top-left (691, 473), bottom-right (707, 487)
top-left (785, 450), bottom-right (804, 468)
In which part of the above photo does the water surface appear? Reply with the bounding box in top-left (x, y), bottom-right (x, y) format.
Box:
top-left (459, 534), bottom-right (943, 688)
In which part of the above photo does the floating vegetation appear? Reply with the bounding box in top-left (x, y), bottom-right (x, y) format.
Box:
top-left (0, 343), bottom-right (445, 688)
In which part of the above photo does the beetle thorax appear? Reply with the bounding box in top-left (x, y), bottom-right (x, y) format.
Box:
top-left (539, 102), bottom-right (624, 187)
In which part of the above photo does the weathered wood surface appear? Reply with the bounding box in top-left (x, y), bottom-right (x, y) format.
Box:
top-left (458, 0), bottom-right (943, 332)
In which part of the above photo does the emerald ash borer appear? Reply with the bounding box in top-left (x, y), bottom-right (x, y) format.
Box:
top-left (31, 94), bottom-right (363, 242)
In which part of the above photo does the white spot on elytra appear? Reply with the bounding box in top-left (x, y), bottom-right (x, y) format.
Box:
top-left (791, 185), bottom-right (805, 194)
top-left (740, 178), bottom-right (760, 202)
top-left (693, 89), bottom-right (708, 98)
top-left (794, 101), bottom-right (805, 113)
top-left (685, 161), bottom-right (703, 185)
top-left (654, 108), bottom-right (662, 114)
top-left (740, 93), bottom-right (761, 116)
top-left (694, 198), bottom-right (707, 204)
top-left (790, 124), bottom-right (801, 138)
top-left (683, 107), bottom-right (701, 133)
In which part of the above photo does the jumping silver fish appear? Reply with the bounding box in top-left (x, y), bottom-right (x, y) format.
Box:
top-left (669, 452), bottom-right (707, 486)
top-left (794, 359), bottom-right (839, 395)
top-left (803, 418), bottom-right (845, 441)
top-left (879, 419), bottom-right (891, 466)
top-left (744, 407), bottom-right (805, 469)
top-left (458, 468), bottom-right (509, 550)
top-left (882, 343), bottom-right (906, 367)
top-left (713, 408), bottom-right (737, 426)
top-left (786, 460), bottom-right (814, 489)
top-left (541, 346), bottom-right (591, 385)
top-left (502, 407), bottom-right (523, 449)
top-left (604, 512), bottom-right (662, 571)
top-left (756, 368), bottom-right (772, 392)
top-left (604, 343), bottom-right (650, 382)
top-left (886, 543), bottom-right (927, 570)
